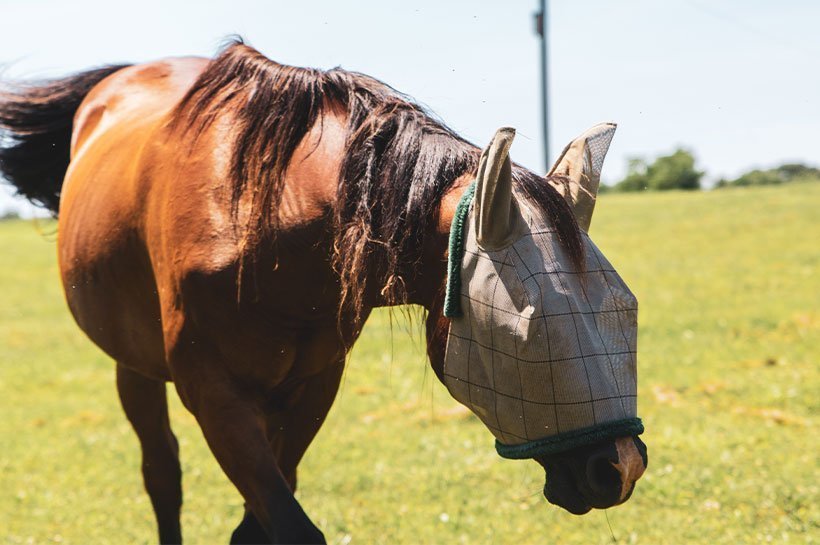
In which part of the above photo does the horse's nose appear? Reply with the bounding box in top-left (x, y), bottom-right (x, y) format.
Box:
top-left (586, 436), bottom-right (647, 506)
top-left (536, 435), bottom-right (648, 514)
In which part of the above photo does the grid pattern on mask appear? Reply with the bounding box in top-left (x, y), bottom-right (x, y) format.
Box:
top-left (584, 125), bottom-right (615, 178)
top-left (443, 216), bottom-right (638, 446)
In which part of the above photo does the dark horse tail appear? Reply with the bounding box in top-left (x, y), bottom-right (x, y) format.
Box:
top-left (0, 65), bottom-right (130, 214)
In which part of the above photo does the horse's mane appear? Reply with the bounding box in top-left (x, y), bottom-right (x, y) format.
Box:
top-left (171, 39), bottom-right (583, 331)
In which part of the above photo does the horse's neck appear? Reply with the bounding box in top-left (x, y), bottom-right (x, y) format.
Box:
top-left (405, 174), bottom-right (475, 311)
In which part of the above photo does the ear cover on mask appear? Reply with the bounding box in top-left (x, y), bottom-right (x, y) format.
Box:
top-left (547, 122), bottom-right (616, 232)
top-left (445, 127), bottom-right (524, 318)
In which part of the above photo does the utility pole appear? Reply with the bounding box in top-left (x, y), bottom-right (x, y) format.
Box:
top-left (535, 0), bottom-right (549, 170)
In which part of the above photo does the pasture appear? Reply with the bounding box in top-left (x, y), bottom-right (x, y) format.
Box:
top-left (1, 183), bottom-right (817, 544)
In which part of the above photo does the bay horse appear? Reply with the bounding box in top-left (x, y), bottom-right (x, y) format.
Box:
top-left (0, 40), bottom-right (646, 544)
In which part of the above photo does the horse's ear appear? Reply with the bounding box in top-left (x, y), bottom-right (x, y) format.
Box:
top-left (547, 122), bottom-right (617, 232)
top-left (475, 127), bottom-right (517, 249)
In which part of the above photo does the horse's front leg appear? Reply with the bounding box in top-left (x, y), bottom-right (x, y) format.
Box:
top-left (170, 345), bottom-right (326, 544)
top-left (231, 358), bottom-right (345, 544)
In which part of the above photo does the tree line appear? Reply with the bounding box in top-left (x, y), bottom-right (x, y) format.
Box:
top-left (603, 148), bottom-right (820, 192)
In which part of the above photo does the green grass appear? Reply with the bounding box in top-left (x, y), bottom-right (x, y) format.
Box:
top-left (1, 183), bottom-right (818, 544)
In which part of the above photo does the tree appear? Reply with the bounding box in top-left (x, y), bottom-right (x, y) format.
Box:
top-left (0, 208), bottom-right (20, 221)
top-left (715, 162), bottom-right (820, 189)
top-left (719, 169), bottom-right (782, 187)
top-left (615, 158), bottom-right (650, 192)
top-left (774, 163), bottom-right (820, 182)
top-left (614, 148), bottom-right (703, 192)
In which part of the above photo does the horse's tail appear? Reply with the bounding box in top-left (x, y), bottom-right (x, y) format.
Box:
top-left (0, 64), bottom-right (130, 215)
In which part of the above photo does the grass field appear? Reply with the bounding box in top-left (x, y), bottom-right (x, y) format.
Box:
top-left (1, 183), bottom-right (818, 544)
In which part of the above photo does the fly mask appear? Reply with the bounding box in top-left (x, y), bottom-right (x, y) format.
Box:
top-left (442, 124), bottom-right (643, 459)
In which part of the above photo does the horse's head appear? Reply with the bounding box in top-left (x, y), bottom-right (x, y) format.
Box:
top-left (441, 124), bottom-right (646, 514)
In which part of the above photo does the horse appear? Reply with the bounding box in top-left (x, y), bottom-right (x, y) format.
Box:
top-left (0, 40), bottom-right (647, 544)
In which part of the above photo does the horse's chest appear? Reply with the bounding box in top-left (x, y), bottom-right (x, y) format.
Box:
top-left (163, 254), bottom-right (346, 391)
top-left (171, 309), bottom-right (345, 399)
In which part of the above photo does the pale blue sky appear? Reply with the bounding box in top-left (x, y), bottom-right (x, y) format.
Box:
top-left (2, 0), bottom-right (819, 215)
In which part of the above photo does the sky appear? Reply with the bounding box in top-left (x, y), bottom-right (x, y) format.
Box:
top-left (1, 0), bottom-right (818, 216)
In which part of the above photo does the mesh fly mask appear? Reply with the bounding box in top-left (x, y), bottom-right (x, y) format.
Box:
top-left (443, 125), bottom-right (643, 459)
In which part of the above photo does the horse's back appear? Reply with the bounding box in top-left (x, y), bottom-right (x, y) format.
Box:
top-left (59, 57), bottom-right (209, 379)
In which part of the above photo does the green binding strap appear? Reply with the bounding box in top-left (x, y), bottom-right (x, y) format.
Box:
top-left (495, 417), bottom-right (644, 459)
top-left (443, 181), bottom-right (476, 318)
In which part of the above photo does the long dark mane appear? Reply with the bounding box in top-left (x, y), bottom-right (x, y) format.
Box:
top-left (172, 39), bottom-right (583, 330)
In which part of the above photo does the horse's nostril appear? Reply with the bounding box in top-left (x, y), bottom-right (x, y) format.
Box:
top-left (586, 453), bottom-right (621, 495)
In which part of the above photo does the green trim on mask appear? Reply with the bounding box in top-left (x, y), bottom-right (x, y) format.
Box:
top-left (444, 181), bottom-right (477, 318)
top-left (495, 418), bottom-right (644, 459)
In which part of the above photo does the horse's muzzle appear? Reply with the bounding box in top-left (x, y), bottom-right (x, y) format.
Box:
top-left (535, 435), bottom-right (648, 514)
